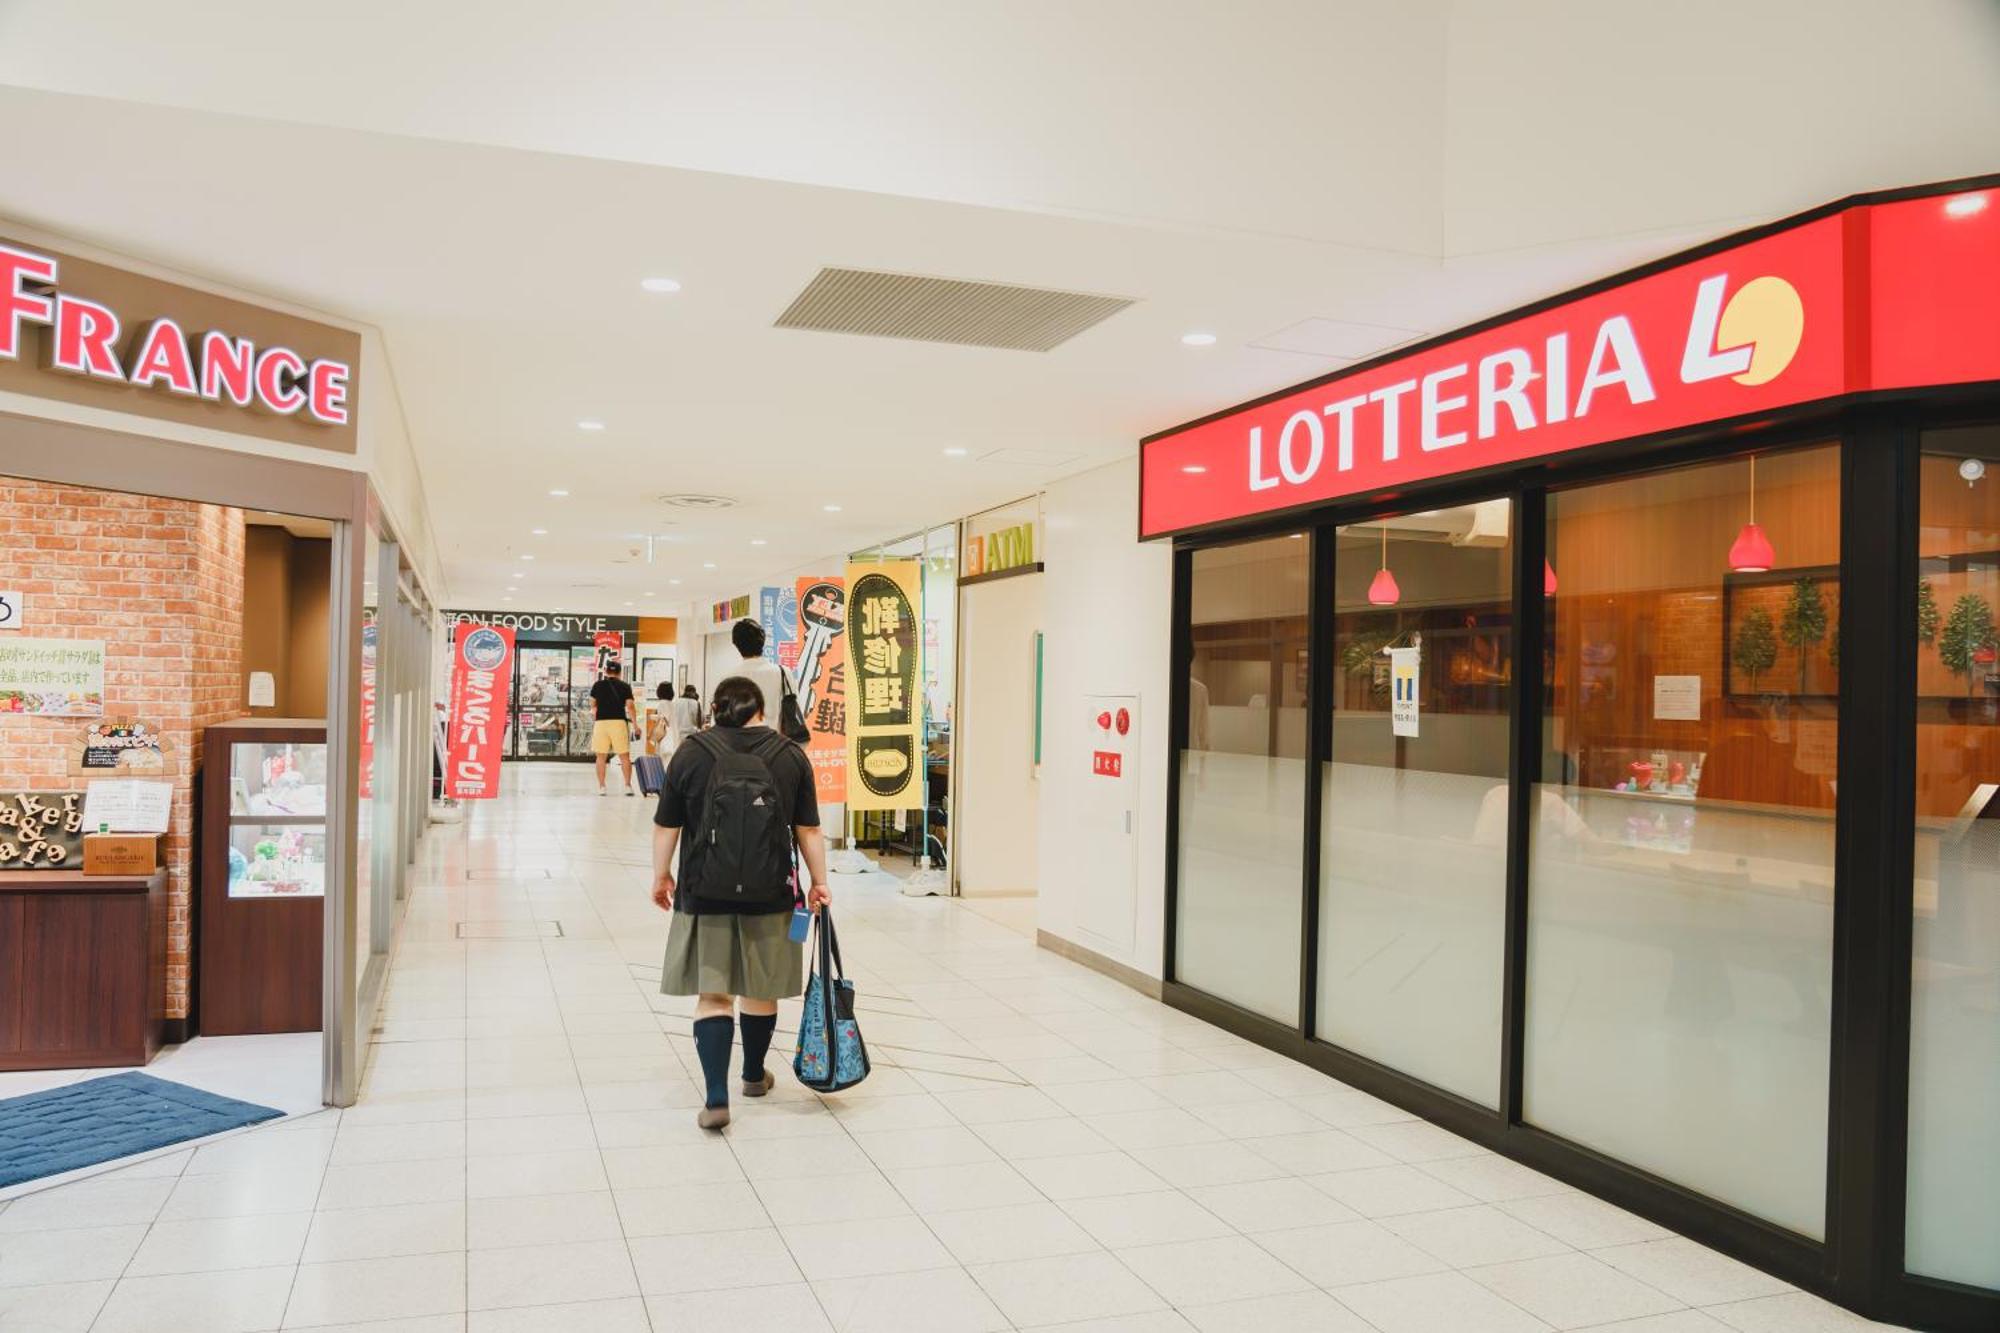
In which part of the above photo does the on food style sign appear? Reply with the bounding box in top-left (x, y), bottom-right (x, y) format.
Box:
top-left (1140, 188), bottom-right (2000, 536)
top-left (0, 239), bottom-right (357, 444)
top-left (446, 624), bottom-right (515, 801)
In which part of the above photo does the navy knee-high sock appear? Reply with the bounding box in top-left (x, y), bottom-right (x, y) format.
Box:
top-left (692, 1015), bottom-right (733, 1108)
top-left (739, 1012), bottom-right (777, 1082)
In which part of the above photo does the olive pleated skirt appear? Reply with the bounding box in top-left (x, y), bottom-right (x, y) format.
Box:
top-left (660, 909), bottom-right (804, 1000)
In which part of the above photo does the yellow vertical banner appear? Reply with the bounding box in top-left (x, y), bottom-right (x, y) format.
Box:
top-left (844, 560), bottom-right (923, 811)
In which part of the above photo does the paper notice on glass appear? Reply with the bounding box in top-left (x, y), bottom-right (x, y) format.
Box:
top-left (248, 671), bottom-right (276, 707)
top-left (82, 779), bottom-right (173, 833)
top-left (1389, 647), bottom-right (1420, 738)
top-left (1653, 674), bottom-right (1703, 722)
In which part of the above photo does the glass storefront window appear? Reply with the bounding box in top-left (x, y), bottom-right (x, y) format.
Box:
top-left (1907, 426), bottom-right (2000, 1289)
top-left (1178, 534), bottom-right (1309, 1023)
top-left (1526, 445), bottom-right (1839, 1239)
top-left (1319, 503), bottom-right (1512, 1105)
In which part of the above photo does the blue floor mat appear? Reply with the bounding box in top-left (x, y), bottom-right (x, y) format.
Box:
top-left (0, 1072), bottom-right (284, 1188)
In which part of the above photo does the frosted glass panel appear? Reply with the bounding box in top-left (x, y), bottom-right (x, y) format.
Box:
top-left (1177, 535), bottom-right (1308, 1024)
top-left (1178, 751), bottom-right (1306, 1020)
top-left (1527, 447), bottom-right (1839, 1241)
top-left (1316, 507), bottom-right (1511, 1106)
top-left (1907, 434), bottom-right (2000, 1290)
top-left (1525, 790), bottom-right (1833, 1235)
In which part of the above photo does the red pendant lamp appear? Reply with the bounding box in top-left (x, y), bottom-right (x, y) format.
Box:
top-left (1729, 455), bottom-right (1777, 573)
top-left (1543, 559), bottom-right (1558, 597)
top-left (1367, 524), bottom-right (1400, 606)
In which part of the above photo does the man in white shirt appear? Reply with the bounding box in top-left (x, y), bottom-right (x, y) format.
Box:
top-left (729, 619), bottom-right (793, 729)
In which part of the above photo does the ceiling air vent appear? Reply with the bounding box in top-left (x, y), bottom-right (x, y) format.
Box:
top-left (775, 268), bottom-right (1135, 352)
top-left (655, 494), bottom-right (737, 511)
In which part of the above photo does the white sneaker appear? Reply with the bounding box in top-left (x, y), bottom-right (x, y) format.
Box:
top-left (597, 789), bottom-right (606, 797)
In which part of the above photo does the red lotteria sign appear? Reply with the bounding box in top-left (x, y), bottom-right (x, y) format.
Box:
top-left (0, 241), bottom-right (353, 426)
top-left (446, 623), bottom-right (516, 801)
top-left (1141, 183), bottom-right (2000, 538)
top-left (1092, 750), bottom-right (1123, 778)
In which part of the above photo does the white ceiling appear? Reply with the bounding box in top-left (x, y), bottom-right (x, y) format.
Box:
top-left (0, 0), bottom-right (1994, 613)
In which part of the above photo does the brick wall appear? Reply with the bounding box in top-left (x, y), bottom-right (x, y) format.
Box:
top-left (0, 481), bottom-right (246, 1020)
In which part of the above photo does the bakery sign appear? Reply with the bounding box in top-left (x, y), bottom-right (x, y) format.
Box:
top-left (0, 234), bottom-right (361, 453)
top-left (0, 790), bottom-right (85, 869)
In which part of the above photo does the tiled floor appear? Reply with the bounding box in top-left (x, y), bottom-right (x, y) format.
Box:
top-left (0, 764), bottom-right (1914, 1331)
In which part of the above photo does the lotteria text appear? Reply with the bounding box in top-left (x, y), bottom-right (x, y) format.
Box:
top-left (0, 243), bottom-right (352, 426)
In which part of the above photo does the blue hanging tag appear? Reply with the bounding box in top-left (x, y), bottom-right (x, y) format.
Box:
top-left (789, 907), bottom-right (812, 943)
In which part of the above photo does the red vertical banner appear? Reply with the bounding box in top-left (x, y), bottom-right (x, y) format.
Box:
top-left (794, 577), bottom-right (847, 804)
top-left (592, 630), bottom-right (624, 676)
top-left (446, 623), bottom-right (515, 800)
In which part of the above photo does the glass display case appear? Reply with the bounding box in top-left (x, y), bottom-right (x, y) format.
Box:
top-left (199, 719), bottom-right (327, 1035)
top-left (224, 738), bottom-right (328, 898)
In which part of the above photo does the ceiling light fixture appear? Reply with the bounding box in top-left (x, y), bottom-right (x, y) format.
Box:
top-left (943, 447), bottom-right (969, 457)
top-left (823, 504), bottom-right (842, 512)
top-left (1181, 332), bottom-right (1218, 347)
top-left (531, 528), bottom-right (548, 535)
top-left (669, 578), bottom-right (683, 585)
top-left (1944, 192), bottom-right (1989, 219)
top-left (1367, 525), bottom-right (1401, 606)
top-left (1728, 455), bottom-right (1777, 573)
top-left (519, 554), bottom-right (534, 562)
top-left (639, 276), bottom-right (683, 293)
top-left (751, 538), bottom-right (768, 546)
top-left (577, 420), bottom-right (605, 432)
top-left (549, 489), bottom-right (570, 498)
top-left (702, 562), bottom-right (717, 569)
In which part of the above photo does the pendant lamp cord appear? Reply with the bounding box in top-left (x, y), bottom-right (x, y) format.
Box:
top-left (1749, 455), bottom-right (1757, 525)
top-left (1380, 524), bottom-right (1388, 571)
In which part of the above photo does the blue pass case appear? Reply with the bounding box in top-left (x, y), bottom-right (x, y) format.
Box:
top-left (789, 908), bottom-right (812, 943)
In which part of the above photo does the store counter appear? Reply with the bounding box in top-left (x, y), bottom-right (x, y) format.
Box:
top-left (0, 869), bottom-right (166, 1070)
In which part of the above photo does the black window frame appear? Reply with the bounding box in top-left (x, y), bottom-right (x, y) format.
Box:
top-left (1161, 397), bottom-right (2000, 1332)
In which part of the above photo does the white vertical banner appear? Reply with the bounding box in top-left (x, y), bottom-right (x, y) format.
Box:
top-left (1389, 647), bottom-right (1420, 738)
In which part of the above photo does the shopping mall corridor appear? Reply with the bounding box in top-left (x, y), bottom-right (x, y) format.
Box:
top-left (0, 766), bottom-right (1905, 1332)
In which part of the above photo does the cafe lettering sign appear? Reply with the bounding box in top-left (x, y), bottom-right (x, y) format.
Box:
top-left (0, 790), bottom-right (85, 870)
top-left (0, 236), bottom-right (360, 449)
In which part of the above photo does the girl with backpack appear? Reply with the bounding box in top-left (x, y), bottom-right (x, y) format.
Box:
top-left (649, 674), bottom-right (830, 1129)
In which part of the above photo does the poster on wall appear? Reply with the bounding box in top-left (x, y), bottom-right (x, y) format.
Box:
top-left (0, 637), bottom-right (104, 716)
top-left (794, 577), bottom-right (848, 804)
top-left (592, 631), bottom-right (624, 676)
top-left (76, 718), bottom-right (167, 774)
top-left (446, 623), bottom-right (516, 800)
top-left (845, 562), bottom-right (922, 811)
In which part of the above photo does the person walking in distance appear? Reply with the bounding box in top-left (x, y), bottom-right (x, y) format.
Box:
top-left (672, 684), bottom-right (704, 745)
top-left (589, 659), bottom-right (637, 796)
top-left (651, 675), bottom-right (830, 1129)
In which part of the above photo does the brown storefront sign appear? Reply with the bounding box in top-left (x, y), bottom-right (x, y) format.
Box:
top-left (0, 234), bottom-right (360, 453)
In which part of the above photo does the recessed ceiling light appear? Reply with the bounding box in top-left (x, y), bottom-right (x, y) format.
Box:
top-left (1945, 192), bottom-right (1989, 218)
top-left (639, 276), bottom-right (683, 293)
top-left (530, 528), bottom-right (548, 536)
top-left (750, 538), bottom-right (768, 546)
top-left (644, 592), bottom-right (655, 598)
top-left (822, 504), bottom-right (842, 513)
top-left (519, 554), bottom-right (534, 561)
top-left (1181, 331), bottom-right (1218, 347)
top-left (510, 572), bottom-right (524, 580)
top-left (577, 420), bottom-right (605, 431)
top-left (548, 489), bottom-right (570, 498)
top-left (1181, 464), bottom-right (1207, 475)
top-left (943, 447), bottom-right (969, 457)
top-left (623, 601), bottom-right (634, 607)
top-left (669, 578), bottom-right (683, 585)
top-left (702, 562), bottom-right (717, 569)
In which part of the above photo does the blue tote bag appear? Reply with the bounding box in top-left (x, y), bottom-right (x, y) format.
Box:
top-left (794, 906), bottom-right (870, 1093)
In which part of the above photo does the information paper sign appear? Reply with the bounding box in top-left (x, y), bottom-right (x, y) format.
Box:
top-left (82, 779), bottom-right (172, 834)
top-left (1653, 674), bottom-right (1703, 722)
top-left (1389, 648), bottom-right (1420, 738)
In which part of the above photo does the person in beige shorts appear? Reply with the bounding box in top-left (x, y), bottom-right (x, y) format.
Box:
top-left (587, 660), bottom-right (637, 795)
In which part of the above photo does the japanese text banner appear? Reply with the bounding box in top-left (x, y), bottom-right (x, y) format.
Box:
top-left (446, 623), bottom-right (515, 801)
top-left (793, 577), bottom-right (847, 804)
top-left (844, 561), bottom-right (922, 812)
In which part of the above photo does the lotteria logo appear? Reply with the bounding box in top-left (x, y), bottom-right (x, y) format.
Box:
top-left (1683, 273), bottom-right (1804, 387)
top-left (0, 242), bottom-right (352, 426)
top-left (462, 628), bottom-right (509, 671)
top-left (1243, 267), bottom-right (1808, 496)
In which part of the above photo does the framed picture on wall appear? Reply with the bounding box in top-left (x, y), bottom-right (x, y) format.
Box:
top-left (1721, 564), bottom-right (1841, 704)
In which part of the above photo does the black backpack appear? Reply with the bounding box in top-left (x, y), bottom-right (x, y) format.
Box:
top-left (688, 730), bottom-right (794, 908)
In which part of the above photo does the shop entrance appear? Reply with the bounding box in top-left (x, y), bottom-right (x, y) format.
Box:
top-left (512, 643), bottom-right (602, 759)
